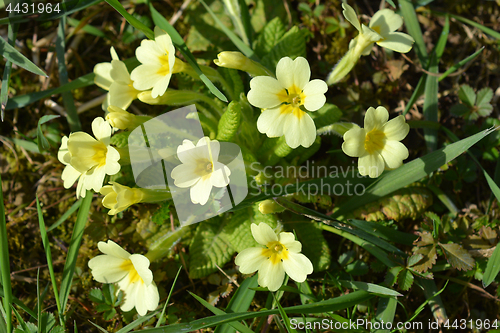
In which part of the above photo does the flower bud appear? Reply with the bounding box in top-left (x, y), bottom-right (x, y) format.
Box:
top-left (106, 106), bottom-right (138, 130)
top-left (214, 52), bottom-right (273, 77)
top-left (258, 199), bottom-right (285, 214)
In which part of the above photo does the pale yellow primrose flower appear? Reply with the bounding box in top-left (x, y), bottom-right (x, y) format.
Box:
top-left (214, 51), bottom-right (273, 77)
top-left (106, 106), bottom-right (142, 130)
top-left (247, 56), bottom-right (328, 149)
top-left (235, 223), bottom-right (313, 292)
top-left (66, 117), bottom-right (121, 193)
top-left (327, 2), bottom-right (414, 84)
top-left (93, 47), bottom-right (140, 111)
top-left (88, 240), bottom-right (159, 316)
top-left (100, 181), bottom-right (172, 215)
top-left (171, 137), bottom-right (231, 206)
top-left (342, 106), bottom-right (409, 178)
top-left (100, 182), bottom-right (145, 215)
top-left (58, 136), bottom-right (88, 199)
top-left (130, 26), bottom-right (176, 99)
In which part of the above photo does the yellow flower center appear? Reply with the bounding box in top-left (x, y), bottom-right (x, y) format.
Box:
top-left (92, 142), bottom-right (108, 167)
top-left (364, 129), bottom-right (386, 154)
top-left (157, 53), bottom-right (171, 76)
top-left (120, 259), bottom-right (144, 284)
top-left (193, 159), bottom-right (214, 180)
top-left (261, 241), bottom-right (289, 265)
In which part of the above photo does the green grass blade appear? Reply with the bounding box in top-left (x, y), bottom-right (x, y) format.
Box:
top-left (438, 47), bottom-right (484, 81)
top-left (374, 297), bottom-right (397, 333)
top-left (348, 220), bottom-right (418, 246)
top-left (322, 224), bottom-right (396, 268)
top-left (403, 73), bottom-right (426, 116)
top-left (198, 0), bottom-right (256, 60)
top-left (448, 13), bottom-right (500, 40)
top-left (6, 73), bottom-right (95, 110)
top-left (332, 128), bottom-right (494, 219)
top-left (1, 23), bottom-right (17, 122)
top-left (36, 196), bottom-right (63, 327)
top-left (0, 172), bottom-right (12, 333)
top-left (37, 115), bottom-right (61, 152)
top-left (105, 0), bottom-right (154, 39)
top-left (0, 290), bottom-right (37, 320)
top-left (188, 292), bottom-right (254, 333)
top-left (146, 290), bottom-right (370, 333)
top-left (442, 127), bottom-right (500, 208)
top-left (47, 199), bottom-right (82, 232)
top-left (11, 306), bottom-right (29, 332)
top-left (116, 312), bottom-right (158, 333)
top-left (417, 278), bottom-right (448, 324)
top-left (58, 192), bottom-right (93, 314)
top-left (483, 244), bottom-right (500, 288)
top-left (399, 0), bottom-right (428, 66)
top-left (156, 266), bottom-right (182, 328)
top-left (338, 280), bottom-right (402, 297)
top-left (423, 16), bottom-right (448, 152)
top-left (273, 293), bottom-right (297, 333)
top-left (56, 16), bottom-right (81, 132)
top-left (0, 30), bottom-right (46, 77)
top-left (67, 17), bottom-right (107, 39)
top-left (215, 274), bottom-right (258, 333)
top-left (148, 2), bottom-right (228, 102)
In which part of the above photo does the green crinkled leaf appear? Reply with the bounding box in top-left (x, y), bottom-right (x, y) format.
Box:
top-left (385, 266), bottom-right (403, 286)
top-left (152, 202), bottom-right (171, 226)
top-left (439, 242), bottom-right (475, 271)
top-left (15, 322), bottom-right (37, 333)
top-left (109, 131), bottom-right (130, 148)
top-left (221, 203), bottom-right (278, 253)
top-left (189, 218), bottom-right (235, 279)
top-left (257, 136), bottom-right (293, 166)
top-left (458, 84), bottom-right (476, 107)
top-left (310, 103), bottom-right (343, 129)
top-left (475, 87), bottom-right (493, 107)
top-left (196, 112), bottom-right (218, 140)
top-left (89, 288), bottom-right (105, 303)
top-left (217, 101), bottom-right (241, 142)
top-left (260, 26), bottom-right (306, 73)
top-left (351, 187), bottom-right (433, 222)
top-left (397, 269), bottom-right (414, 291)
top-left (288, 221), bottom-right (331, 271)
top-left (50, 326), bottom-right (65, 333)
top-left (254, 17), bottom-right (286, 58)
top-left (412, 245), bottom-right (437, 273)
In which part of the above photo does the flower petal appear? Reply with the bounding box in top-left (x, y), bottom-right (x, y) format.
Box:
top-left (364, 106), bottom-right (388, 132)
top-left (88, 254), bottom-right (128, 283)
top-left (247, 76), bottom-right (286, 109)
top-left (61, 165), bottom-right (81, 189)
top-left (97, 240), bottom-right (131, 259)
top-left (376, 32), bottom-right (415, 53)
top-left (381, 140), bottom-right (409, 169)
top-left (358, 153), bottom-right (385, 178)
top-left (130, 254), bottom-right (153, 286)
top-left (235, 247), bottom-right (267, 274)
top-left (282, 111), bottom-right (316, 149)
top-left (251, 223), bottom-right (278, 246)
top-left (258, 259), bottom-right (285, 292)
top-left (342, 2), bottom-right (361, 32)
top-left (190, 176), bottom-right (213, 205)
top-left (282, 252), bottom-right (313, 283)
top-left (108, 82), bottom-right (138, 110)
top-left (277, 232), bottom-right (295, 246)
top-left (257, 106), bottom-right (288, 138)
top-left (383, 115), bottom-right (409, 141)
top-left (211, 163), bottom-right (231, 187)
top-left (94, 62), bottom-right (113, 90)
top-left (92, 117), bottom-right (111, 142)
top-left (151, 73), bottom-right (172, 98)
top-left (302, 79), bottom-right (328, 111)
top-left (369, 9), bottom-right (403, 36)
top-left (105, 146), bottom-right (121, 175)
top-left (342, 127), bottom-right (367, 157)
top-left (276, 57), bottom-right (310, 90)
top-left (171, 164), bottom-right (200, 188)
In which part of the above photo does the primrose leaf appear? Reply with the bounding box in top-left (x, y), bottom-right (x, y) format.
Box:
top-left (476, 87), bottom-right (494, 107)
top-left (254, 17), bottom-right (286, 58)
top-left (458, 84), bottom-right (476, 107)
top-left (439, 242), bottom-right (475, 271)
top-left (288, 221), bottom-right (331, 271)
top-left (216, 101), bottom-right (241, 142)
top-left (397, 269), bottom-right (414, 291)
top-left (261, 26), bottom-right (306, 73)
